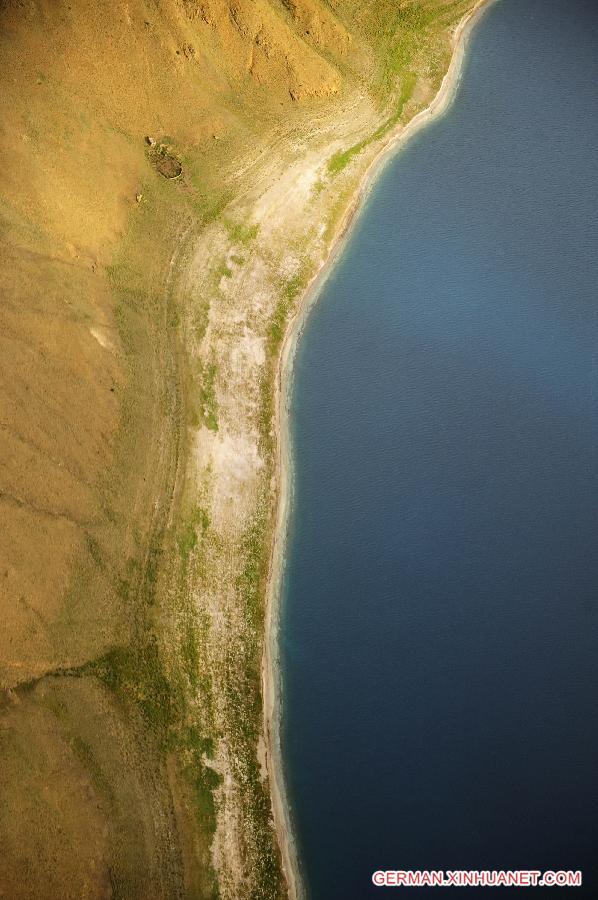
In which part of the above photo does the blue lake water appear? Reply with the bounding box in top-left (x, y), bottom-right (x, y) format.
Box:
top-left (279, 0), bottom-right (598, 896)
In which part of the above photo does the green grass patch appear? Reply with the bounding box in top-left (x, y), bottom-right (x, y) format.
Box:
top-left (192, 299), bottom-right (210, 343)
top-left (177, 506), bottom-right (210, 562)
top-left (199, 363), bottom-right (219, 431)
top-left (225, 220), bottom-right (259, 245)
top-left (213, 259), bottom-right (232, 283)
top-left (193, 188), bottom-right (233, 226)
top-left (328, 71), bottom-right (417, 176)
top-left (267, 270), bottom-right (311, 355)
top-left (90, 642), bottom-right (182, 746)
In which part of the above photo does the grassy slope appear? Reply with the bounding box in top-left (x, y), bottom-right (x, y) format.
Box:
top-left (0, 1), bottom-right (475, 897)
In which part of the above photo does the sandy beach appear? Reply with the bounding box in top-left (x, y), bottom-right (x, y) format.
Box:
top-left (261, 1), bottom-right (497, 896)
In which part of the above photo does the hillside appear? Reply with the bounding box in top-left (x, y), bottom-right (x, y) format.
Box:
top-left (0, 1), bottom-right (478, 897)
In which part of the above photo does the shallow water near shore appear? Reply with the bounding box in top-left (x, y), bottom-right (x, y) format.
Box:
top-left (279, 0), bottom-right (598, 896)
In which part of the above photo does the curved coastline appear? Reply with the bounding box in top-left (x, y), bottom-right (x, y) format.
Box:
top-left (261, 1), bottom-right (497, 896)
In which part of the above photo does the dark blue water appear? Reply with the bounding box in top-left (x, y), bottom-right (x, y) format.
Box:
top-left (280, 1), bottom-right (598, 897)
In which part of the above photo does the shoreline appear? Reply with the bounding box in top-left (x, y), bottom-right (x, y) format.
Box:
top-left (261, 1), bottom-right (496, 896)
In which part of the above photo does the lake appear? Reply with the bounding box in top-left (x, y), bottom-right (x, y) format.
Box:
top-left (280, 0), bottom-right (598, 896)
